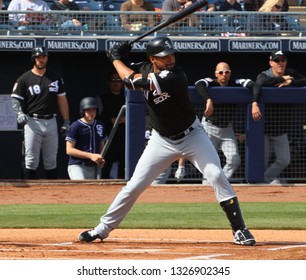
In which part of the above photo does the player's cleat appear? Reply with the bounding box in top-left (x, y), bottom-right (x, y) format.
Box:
top-left (174, 167), bottom-right (185, 182)
top-left (78, 229), bottom-right (101, 243)
top-left (233, 228), bottom-right (256, 246)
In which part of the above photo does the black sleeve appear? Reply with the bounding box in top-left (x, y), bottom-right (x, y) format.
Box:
top-left (236, 79), bottom-right (261, 102)
top-left (289, 69), bottom-right (306, 86)
top-left (256, 72), bottom-right (284, 86)
top-left (291, 77), bottom-right (306, 86)
top-left (251, 82), bottom-right (262, 102)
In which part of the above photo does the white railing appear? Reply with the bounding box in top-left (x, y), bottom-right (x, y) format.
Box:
top-left (1, 10), bottom-right (306, 37)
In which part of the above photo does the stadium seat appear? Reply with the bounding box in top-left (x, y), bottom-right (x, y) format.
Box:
top-left (103, 0), bottom-right (126, 11)
top-left (200, 14), bottom-right (231, 35)
top-left (45, 0), bottom-right (55, 8)
top-left (104, 14), bottom-right (127, 34)
top-left (75, 0), bottom-right (104, 11)
top-left (248, 13), bottom-right (306, 36)
top-left (283, 14), bottom-right (306, 35)
top-left (150, 0), bottom-right (163, 9)
top-left (45, 0), bottom-right (104, 10)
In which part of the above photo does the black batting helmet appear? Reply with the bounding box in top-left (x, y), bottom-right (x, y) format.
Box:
top-left (79, 97), bottom-right (99, 117)
top-left (31, 46), bottom-right (48, 64)
top-left (146, 37), bottom-right (175, 58)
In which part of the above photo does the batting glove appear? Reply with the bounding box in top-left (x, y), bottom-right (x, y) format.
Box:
top-left (17, 113), bottom-right (28, 125)
top-left (61, 120), bottom-right (70, 137)
top-left (175, 167), bottom-right (186, 182)
top-left (107, 42), bottom-right (132, 64)
top-left (106, 44), bottom-right (122, 63)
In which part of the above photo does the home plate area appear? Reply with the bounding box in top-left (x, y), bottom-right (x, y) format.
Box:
top-left (0, 229), bottom-right (305, 260)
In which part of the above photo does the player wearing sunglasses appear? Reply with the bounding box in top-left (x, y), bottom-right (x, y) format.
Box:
top-left (256, 50), bottom-right (306, 184)
top-left (177, 62), bottom-right (261, 182)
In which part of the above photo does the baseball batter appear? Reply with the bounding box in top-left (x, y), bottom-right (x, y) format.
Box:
top-left (11, 46), bottom-right (70, 179)
top-left (66, 97), bottom-right (107, 179)
top-left (79, 37), bottom-right (256, 246)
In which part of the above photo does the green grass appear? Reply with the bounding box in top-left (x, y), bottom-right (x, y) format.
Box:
top-left (0, 202), bottom-right (305, 229)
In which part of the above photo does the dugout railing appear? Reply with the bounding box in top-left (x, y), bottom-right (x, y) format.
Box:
top-left (125, 87), bottom-right (306, 184)
top-left (1, 10), bottom-right (306, 37)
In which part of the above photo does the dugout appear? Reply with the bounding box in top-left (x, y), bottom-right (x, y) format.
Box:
top-left (1, 49), bottom-right (306, 180)
top-left (125, 87), bottom-right (306, 184)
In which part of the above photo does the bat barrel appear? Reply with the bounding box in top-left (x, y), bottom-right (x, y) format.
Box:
top-left (128, 0), bottom-right (208, 46)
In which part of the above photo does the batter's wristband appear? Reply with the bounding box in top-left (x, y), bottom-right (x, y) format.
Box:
top-left (127, 71), bottom-right (136, 80)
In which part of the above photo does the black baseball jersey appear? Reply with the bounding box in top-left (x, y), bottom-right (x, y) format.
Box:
top-left (11, 69), bottom-right (66, 115)
top-left (257, 68), bottom-right (306, 136)
top-left (195, 77), bottom-right (257, 129)
top-left (139, 63), bottom-right (196, 137)
top-left (195, 77), bottom-right (260, 101)
top-left (256, 68), bottom-right (306, 87)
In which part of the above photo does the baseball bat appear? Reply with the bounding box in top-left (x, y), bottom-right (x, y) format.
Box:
top-left (128, 0), bottom-right (208, 46)
top-left (96, 105), bottom-right (126, 179)
top-left (101, 105), bottom-right (126, 158)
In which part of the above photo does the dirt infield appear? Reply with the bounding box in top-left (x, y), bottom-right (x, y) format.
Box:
top-left (0, 181), bottom-right (306, 260)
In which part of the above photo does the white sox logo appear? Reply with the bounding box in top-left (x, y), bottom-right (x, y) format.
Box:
top-left (154, 92), bottom-right (171, 104)
top-left (49, 80), bottom-right (59, 92)
top-left (159, 70), bottom-right (170, 79)
top-left (165, 40), bottom-right (172, 50)
top-left (36, 47), bottom-right (44, 53)
top-left (96, 124), bottom-right (104, 137)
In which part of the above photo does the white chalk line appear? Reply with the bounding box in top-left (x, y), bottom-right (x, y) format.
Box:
top-left (177, 254), bottom-right (232, 260)
top-left (265, 244), bottom-right (306, 251)
top-left (1, 237), bottom-right (305, 260)
top-left (108, 237), bottom-right (227, 243)
top-left (0, 238), bottom-right (233, 260)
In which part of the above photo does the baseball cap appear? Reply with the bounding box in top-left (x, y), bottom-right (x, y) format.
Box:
top-left (270, 50), bottom-right (287, 61)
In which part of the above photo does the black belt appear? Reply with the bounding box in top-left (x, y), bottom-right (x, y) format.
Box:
top-left (29, 114), bottom-right (55, 120)
top-left (204, 118), bottom-right (230, 128)
top-left (167, 126), bottom-right (194, 141)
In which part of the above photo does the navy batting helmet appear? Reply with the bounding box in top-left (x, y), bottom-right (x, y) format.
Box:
top-left (146, 37), bottom-right (175, 58)
top-left (31, 46), bottom-right (48, 64)
top-left (79, 97), bottom-right (99, 117)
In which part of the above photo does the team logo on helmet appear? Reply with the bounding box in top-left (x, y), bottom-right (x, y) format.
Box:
top-left (146, 36), bottom-right (175, 58)
top-left (31, 46), bottom-right (48, 64)
top-left (36, 47), bottom-right (44, 53)
top-left (165, 40), bottom-right (172, 50)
